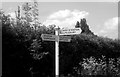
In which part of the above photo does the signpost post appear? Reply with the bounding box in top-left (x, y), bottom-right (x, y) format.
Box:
top-left (41, 27), bottom-right (81, 77)
top-left (55, 28), bottom-right (59, 77)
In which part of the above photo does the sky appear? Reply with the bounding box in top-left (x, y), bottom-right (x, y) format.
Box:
top-left (0, 0), bottom-right (119, 2)
top-left (1, 0), bottom-right (120, 39)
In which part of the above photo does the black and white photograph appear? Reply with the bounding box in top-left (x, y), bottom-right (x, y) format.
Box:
top-left (1, 0), bottom-right (120, 77)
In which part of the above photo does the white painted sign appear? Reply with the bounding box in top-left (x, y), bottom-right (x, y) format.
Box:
top-left (59, 36), bottom-right (71, 42)
top-left (41, 34), bottom-right (71, 42)
top-left (41, 34), bottom-right (57, 41)
top-left (59, 28), bottom-right (81, 35)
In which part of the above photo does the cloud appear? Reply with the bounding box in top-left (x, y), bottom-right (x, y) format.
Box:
top-left (43, 9), bottom-right (89, 28)
top-left (98, 17), bottom-right (119, 39)
top-left (48, 9), bottom-right (71, 20)
top-left (104, 17), bottom-right (118, 30)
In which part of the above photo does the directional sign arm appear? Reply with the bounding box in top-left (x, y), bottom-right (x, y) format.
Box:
top-left (59, 28), bottom-right (81, 35)
top-left (41, 34), bottom-right (57, 41)
top-left (41, 34), bottom-right (71, 42)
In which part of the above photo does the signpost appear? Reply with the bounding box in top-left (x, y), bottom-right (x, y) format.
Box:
top-left (41, 27), bottom-right (81, 77)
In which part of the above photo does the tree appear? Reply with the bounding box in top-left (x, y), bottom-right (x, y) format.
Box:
top-left (22, 1), bottom-right (40, 30)
top-left (75, 18), bottom-right (94, 35)
top-left (75, 21), bottom-right (80, 28)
